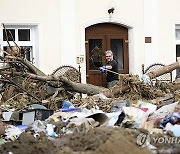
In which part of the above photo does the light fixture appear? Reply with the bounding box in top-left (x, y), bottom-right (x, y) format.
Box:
top-left (108, 7), bottom-right (114, 14)
top-left (107, 0), bottom-right (116, 15)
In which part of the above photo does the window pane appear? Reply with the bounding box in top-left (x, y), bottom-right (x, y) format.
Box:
top-left (18, 29), bottom-right (30, 41)
top-left (21, 46), bottom-right (32, 61)
top-left (176, 29), bottom-right (180, 40)
top-left (89, 39), bottom-right (103, 70)
top-left (2, 46), bottom-right (32, 62)
top-left (176, 45), bottom-right (180, 78)
top-left (110, 39), bottom-right (124, 69)
top-left (3, 46), bottom-right (20, 57)
top-left (3, 29), bottom-right (15, 41)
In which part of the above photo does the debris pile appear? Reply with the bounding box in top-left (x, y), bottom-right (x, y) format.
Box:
top-left (0, 33), bottom-right (180, 153)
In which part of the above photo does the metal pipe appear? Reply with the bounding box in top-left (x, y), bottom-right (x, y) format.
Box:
top-left (103, 68), bottom-right (119, 75)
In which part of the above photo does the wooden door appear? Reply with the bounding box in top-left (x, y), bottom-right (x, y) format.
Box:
top-left (85, 23), bottom-right (129, 87)
top-left (85, 35), bottom-right (107, 87)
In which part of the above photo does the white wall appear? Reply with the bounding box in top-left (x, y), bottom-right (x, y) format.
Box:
top-left (144, 0), bottom-right (180, 79)
top-left (144, 0), bottom-right (159, 66)
top-left (60, 0), bottom-right (77, 66)
top-left (1, 0), bottom-right (180, 81)
top-left (75, 0), bottom-right (145, 81)
top-left (0, 0), bottom-right (61, 75)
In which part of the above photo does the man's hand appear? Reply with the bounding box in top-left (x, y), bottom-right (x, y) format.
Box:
top-left (99, 66), bottom-right (106, 73)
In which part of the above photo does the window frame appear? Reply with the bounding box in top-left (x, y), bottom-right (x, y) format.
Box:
top-left (0, 25), bottom-right (38, 63)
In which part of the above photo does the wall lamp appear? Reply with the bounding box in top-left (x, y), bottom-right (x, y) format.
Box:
top-left (108, 7), bottom-right (115, 14)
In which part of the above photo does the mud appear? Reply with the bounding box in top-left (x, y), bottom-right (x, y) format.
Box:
top-left (0, 127), bottom-right (151, 154)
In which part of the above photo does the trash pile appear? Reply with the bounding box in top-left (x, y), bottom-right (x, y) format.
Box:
top-left (0, 35), bottom-right (180, 153)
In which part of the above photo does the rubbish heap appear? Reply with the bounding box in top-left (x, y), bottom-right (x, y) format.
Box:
top-left (0, 42), bottom-right (180, 153)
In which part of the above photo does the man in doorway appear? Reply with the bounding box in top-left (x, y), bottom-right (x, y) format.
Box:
top-left (100, 50), bottom-right (119, 88)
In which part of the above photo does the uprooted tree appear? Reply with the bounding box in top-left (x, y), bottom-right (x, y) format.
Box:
top-left (1, 23), bottom-right (180, 111)
top-left (0, 44), bottom-right (113, 110)
top-left (1, 45), bottom-right (180, 109)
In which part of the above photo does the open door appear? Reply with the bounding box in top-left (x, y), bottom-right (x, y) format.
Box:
top-left (85, 23), bottom-right (129, 87)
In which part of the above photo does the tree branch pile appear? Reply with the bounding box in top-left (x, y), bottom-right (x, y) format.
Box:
top-left (0, 44), bottom-right (112, 111)
top-left (0, 24), bottom-right (180, 112)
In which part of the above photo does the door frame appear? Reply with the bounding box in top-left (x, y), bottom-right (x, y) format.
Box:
top-left (85, 23), bottom-right (129, 86)
top-left (80, 18), bottom-right (137, 84)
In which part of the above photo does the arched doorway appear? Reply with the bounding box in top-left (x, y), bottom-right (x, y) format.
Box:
top-left (85, 23), bottom-right (129, 87)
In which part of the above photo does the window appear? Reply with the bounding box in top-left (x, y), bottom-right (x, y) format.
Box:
top-left (110, 39), bottom-right (124, 69)
top-left (3, 29), bottom-right (15, 41)
top-left (175, 25), bottom-right (180, 41)
top-left (18, 29), bottom-right (30, 41)
top-left (176, 29), bottom-right (180, 40)
top-left (1, 25), bottom-right (37, 62)
top-left (175, 24), bottom-right (180, 78)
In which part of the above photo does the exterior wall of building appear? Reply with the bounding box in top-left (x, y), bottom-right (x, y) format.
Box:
top-left (0, 0), bottom-right (180, 81)
top-left (74, 0), bottom-right (145, 82)
top-left (158, 0), bottom-right (179, 64)
top-left (0, 0), bottom-right (61, 74)
top-left (144, 0), bottom-right (180, 79)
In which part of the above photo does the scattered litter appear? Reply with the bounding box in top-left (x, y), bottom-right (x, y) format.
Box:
top-left (160, 112), bottom-right (180, 127)
top-left (164, 123), bottom-right (180, 137)
top-left (148, 102), bottom-right (179, 121)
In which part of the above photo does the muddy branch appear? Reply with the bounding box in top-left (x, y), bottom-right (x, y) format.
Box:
top-left (147, 61), bottom-right (180, 79)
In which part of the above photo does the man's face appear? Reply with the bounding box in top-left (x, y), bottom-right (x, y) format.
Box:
top-left (106, 54), bottom-right (113, 62)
